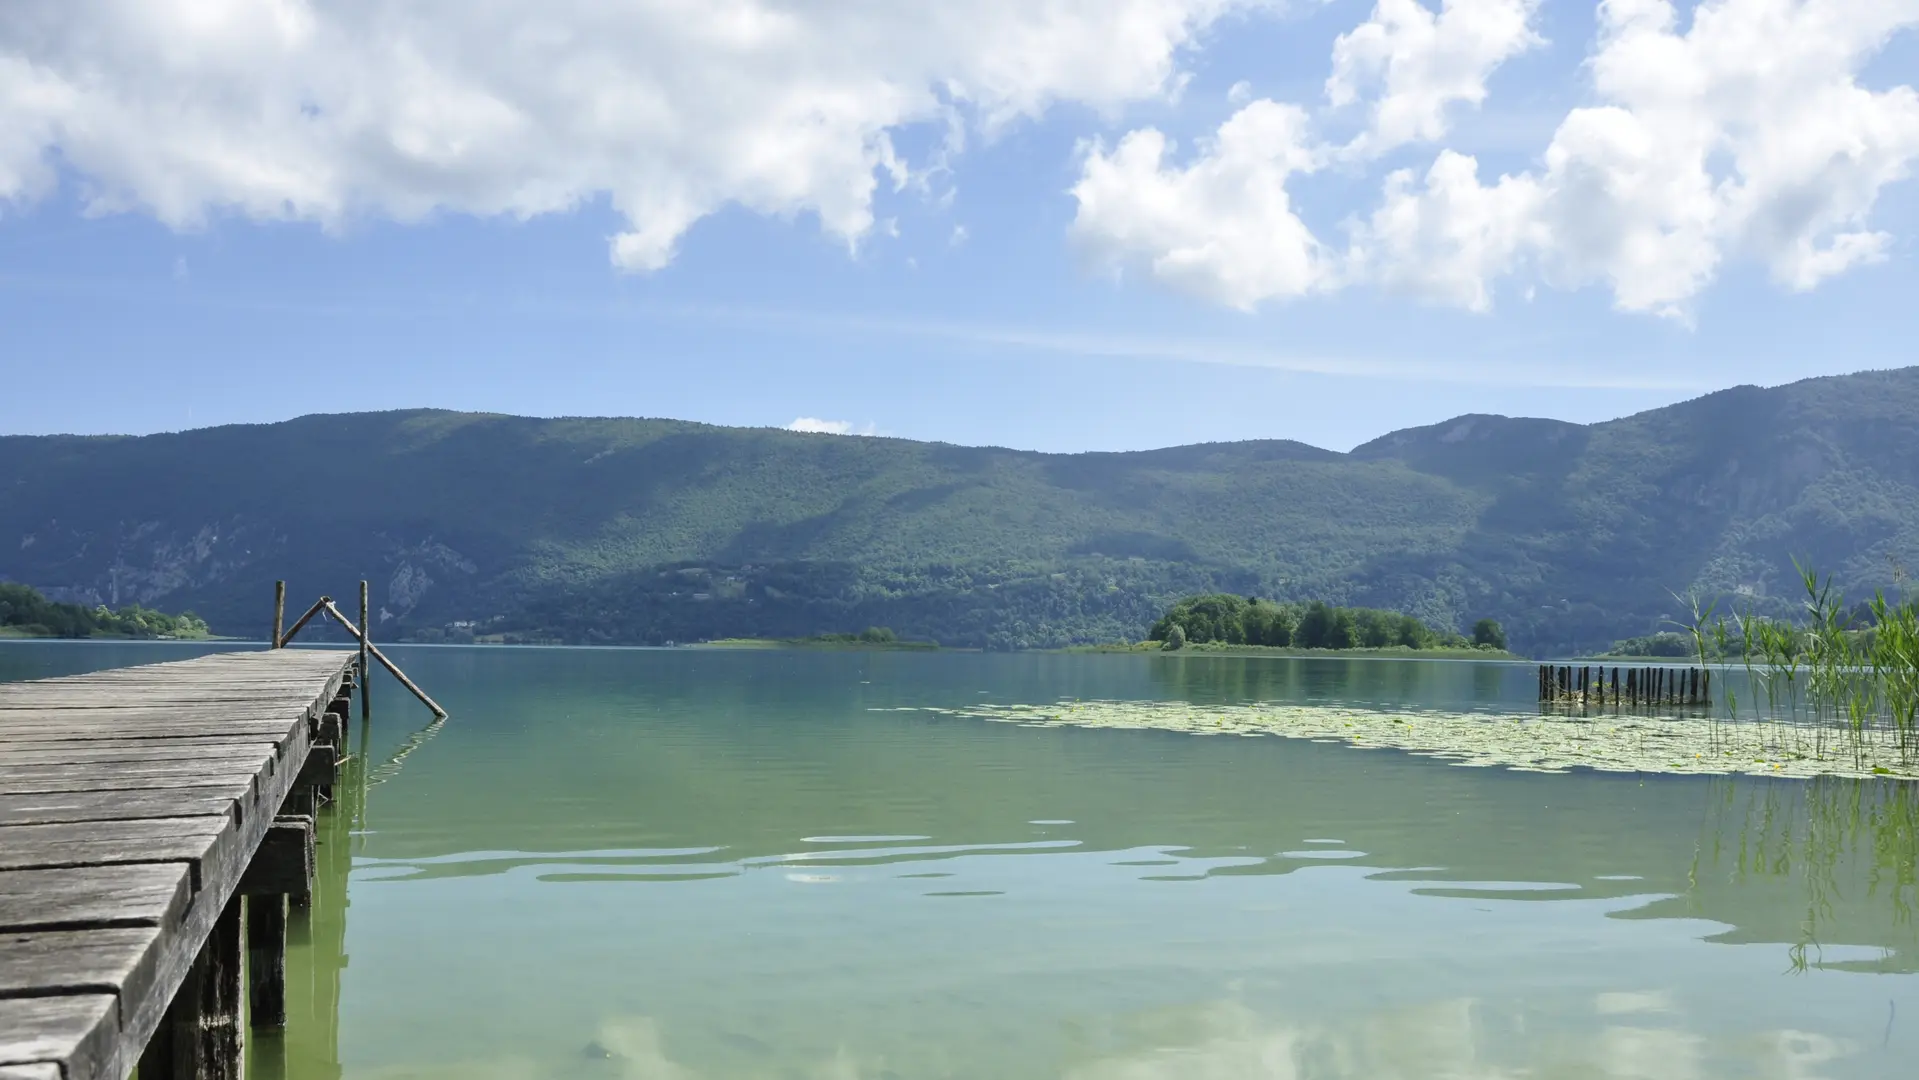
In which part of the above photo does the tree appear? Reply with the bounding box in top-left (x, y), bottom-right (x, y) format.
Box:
top-left (1162, 623), bottom-right (1186, 650)
top-left (1395, 613), bottom-right (1428, 648)
top-left (1150, 594), bottom-right (1249, 644)
top-left (1472, 618), bottom-right (1507, 650)
top-left (1327, 608), bottom-right (1358, 649)
top-left (1295, 601), bottom-right (1334, 648)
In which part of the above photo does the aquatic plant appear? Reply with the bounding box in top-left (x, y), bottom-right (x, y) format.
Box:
top-left (1684, 561), bottom-right (1919, 768)
top-left (1691, 774), bottom-right (1919, 973)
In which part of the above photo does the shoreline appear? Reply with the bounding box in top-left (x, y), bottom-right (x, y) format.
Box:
top-left (1066, 642), bottom-right (1520, 661)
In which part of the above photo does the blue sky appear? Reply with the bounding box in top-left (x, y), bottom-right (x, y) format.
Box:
top-left (3, 1), bottom-right (1917, 452)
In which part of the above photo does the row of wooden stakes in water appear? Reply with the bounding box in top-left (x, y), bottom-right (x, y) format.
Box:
top-left (1538, 664), bottom-right (1711, 706)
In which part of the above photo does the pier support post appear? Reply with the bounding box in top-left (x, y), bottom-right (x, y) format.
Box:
top-left (205, 897), bottom-right (244, 1078)
top-left (272, 581), bottom-right (286, 649)
top-left (248, 895), bottom-right (288, 1028)
top-left (136, 898), bottom-right (244, 1079)
top-left (360, 580), bottom-right (372, 720)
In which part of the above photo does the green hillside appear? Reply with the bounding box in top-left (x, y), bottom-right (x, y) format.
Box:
top-left (5, 367), bottom-right (1918, 654)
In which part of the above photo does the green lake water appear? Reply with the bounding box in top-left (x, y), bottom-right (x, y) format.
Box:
top-left (5, 642), bottom-right (1916, 1078)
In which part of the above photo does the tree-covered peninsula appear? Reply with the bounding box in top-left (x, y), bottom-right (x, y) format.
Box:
top-left (0, 583), bottom-right (211, 640)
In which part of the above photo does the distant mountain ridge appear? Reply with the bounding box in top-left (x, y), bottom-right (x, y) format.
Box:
top-left (5, 367), bottom-right (1918, 654)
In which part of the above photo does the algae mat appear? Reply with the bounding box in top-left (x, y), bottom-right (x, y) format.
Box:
top-left (912, 699), bottom-right (1919, 780)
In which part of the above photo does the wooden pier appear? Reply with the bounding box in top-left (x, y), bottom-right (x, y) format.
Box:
top-left (1538, 663), bottom-right (1711, 707)
top-left (0, 649), bottom-right (363, 1080)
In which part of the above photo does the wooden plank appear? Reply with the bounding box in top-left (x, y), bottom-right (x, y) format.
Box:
top-left (0, 864), bottom-right (192, 933)
top-left (0, 695), bottom-right (321, 710)
top-left (0, 995), bottom-right (118, 1072)
top-left (0, 729), bottom-right (298, 752)
top-left (0, 743), bottom-right (279, 766)
top-left (0, 927), bottom-right (159, 1002)
top-left (0, 753), bottom-right (278, 778)
top-left (0, 1064), bottom-right (64, 1080)
top-left (0, 682), bottom-right (336, 699)
top-left (2, 654), bottom-right (349, 679)
top-left (0, 712), bottom-right (301, 731)
top-left (0, 759), bottom-right (269, 782)
top-left (0, 777), bottom-right (256, 797)
top-left (0, 788), bottom-right (244, 827)
top-left (0, 817), bottom-right (229, 874)
top-left (0, 761), bottom-right (270, 796)
top-left (0, 704), bottom-right (310, 721)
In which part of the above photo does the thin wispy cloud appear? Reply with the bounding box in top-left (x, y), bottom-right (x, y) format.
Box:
top-left (662, 304), bottom-right (1717, 393)
top-left (785, 417), bottom-right (878, 436)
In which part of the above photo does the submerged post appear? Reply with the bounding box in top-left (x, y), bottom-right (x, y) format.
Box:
top-left (272, 580), bottom-right (286, 649)
top-left (359, 579), bottom-right (372, 720)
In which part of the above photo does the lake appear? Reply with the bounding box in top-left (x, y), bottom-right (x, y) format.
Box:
top-left (5, 642), bottom-right (1915, 1078)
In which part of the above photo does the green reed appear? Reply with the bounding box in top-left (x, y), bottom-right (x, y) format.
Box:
top-left (1684, 561), bottom-right (1919, 767)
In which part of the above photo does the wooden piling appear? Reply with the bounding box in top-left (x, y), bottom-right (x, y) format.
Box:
top-left (136, 897), bottom-right (243, 1079)
top-left (205, 898), bottom-right (244, 1078)
top-left (360, 580), bottom-right (372, 721)
top-left (272, 581), bottom-right (286, 649)
top-left (247, 895), bottom-right (287, 1028)
top-left (1534, 662), bottom-right (1710, 708)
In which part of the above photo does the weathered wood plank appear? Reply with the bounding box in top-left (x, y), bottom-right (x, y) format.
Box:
top-left (0, 743), bottom-right (279, 766)
top-left (0, 704), bottom-right (310, 720)
top-left (0, 778), bottom-right (253, 798)
top-left (0, 927), bottom-right (159, 1002)
top-left (0, 863), bottom-right (192, 933)
top-left (0, 712), bottom-right (299, 731)
top-left (0, 760), bottom-right (270, 795)
top-left (0, 788), bottom-right (245, 827)
top-left (0, 732), bottom-right (297, 756)
top-left (0, 1063), bottom-right (65, 1080)
top-left (0, 995), bottom-right (118, 1072)
top-left (0, 817), bottom-right (229, 874)
top-left (0, 758), bottom-right (268, 779)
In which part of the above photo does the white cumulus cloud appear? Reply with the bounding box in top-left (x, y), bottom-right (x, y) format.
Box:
top-left (1326, 0), bottom-right (1543, 157)
top-left (1072, 101), bottom-right (1329, 309)
top-left (1357, 0), bottom-right (1919, 316)
top-left (1071, 0), bottom-right (1541, 308)
top-left (0, 0), bottom-right (1269, 270)
top-left (1075, 0), bottom-right (1919, 317)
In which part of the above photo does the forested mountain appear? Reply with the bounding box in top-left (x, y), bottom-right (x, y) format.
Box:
top-left (5, 367), bottom-right (1917, 655)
